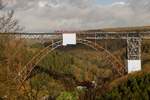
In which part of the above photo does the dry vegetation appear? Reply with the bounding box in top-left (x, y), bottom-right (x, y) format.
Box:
top-left (1, 0), bottom-right (150, 99)
top-left (0, 36), bottom-right (150, 100)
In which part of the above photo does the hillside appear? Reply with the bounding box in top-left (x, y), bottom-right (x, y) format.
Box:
top-left (84, 26), bottom-right (150, 32)
top-left (98, 70), bottom-right (150, 100)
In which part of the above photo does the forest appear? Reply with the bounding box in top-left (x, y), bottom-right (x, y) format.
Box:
top-left (0, 33), bottom-right (150, 100)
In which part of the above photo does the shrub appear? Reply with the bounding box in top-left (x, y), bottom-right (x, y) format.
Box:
top-left (56, 91), bottom-right (78, 100)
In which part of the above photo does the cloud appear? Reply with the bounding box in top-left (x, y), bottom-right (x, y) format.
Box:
top-left (111, 1), bottom-right (126, 6)
top-left (3, 0), bottom-right (150, 32)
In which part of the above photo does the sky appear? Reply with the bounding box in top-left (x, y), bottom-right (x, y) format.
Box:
top-left (95, 0), bottom-right (115, 5)
top-left (1, 0), bottom-right (150, 32)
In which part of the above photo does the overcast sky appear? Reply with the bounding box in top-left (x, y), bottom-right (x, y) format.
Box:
top-left (2, 0), bottom-right (150, 32)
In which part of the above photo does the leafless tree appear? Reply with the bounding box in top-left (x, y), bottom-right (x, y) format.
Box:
top-left (0, 0), bottom-right (23, 32)
top-left (0, 1), bottom-right (24, 99)
top-left (0, 0), bottom-right (4, 9)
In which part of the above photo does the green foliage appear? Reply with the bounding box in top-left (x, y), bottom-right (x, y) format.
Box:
top-left (39, 51), bottom-right (75, 74)
top-left (142, 40), bottom-right (150, 53)
top-left (26, 73), bottom-right (64, 99)
top-left (56, 91), bottom-right (78, 100)
top-left (1, 38), bottom-right (150, 99)
top-left (99, 73), bottom-right (150, 100)
top-left (30, 43), bottom-right (44, 49)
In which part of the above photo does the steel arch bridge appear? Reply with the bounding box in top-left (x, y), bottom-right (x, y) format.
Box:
top-left (15, 39), bottom-right (125, 89)
top-left (1, 29), bottom-right (150, 89)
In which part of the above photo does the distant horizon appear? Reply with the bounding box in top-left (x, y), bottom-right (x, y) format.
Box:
top-left (20, 25), bottom-right (150, 33)
top-left (1, 25), bottom-right (150, 33)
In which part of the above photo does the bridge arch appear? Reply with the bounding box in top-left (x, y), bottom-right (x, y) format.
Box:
top-left (16, 39), bottom-right (126, 88)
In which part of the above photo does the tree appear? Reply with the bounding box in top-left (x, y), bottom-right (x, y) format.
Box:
top-left (0, 0), bottom-right (5, 9)
top-left (0, 0), bottom-right (23, 61)
top-left (0, 0), bottom-right (23, 32)
top-left (56, 91), bottom-right (78, 100)
top-left (0, 0), bottom-right (24, 99)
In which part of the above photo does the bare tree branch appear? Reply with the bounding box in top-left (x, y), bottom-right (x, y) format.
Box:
top-left (0, 0), bottom-right (5, 10)
top-left (0, 0), bottom-right (23, 32)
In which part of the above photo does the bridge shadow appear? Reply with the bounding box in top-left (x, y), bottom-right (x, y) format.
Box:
top-left (26, 65), bottom-right (106, 90)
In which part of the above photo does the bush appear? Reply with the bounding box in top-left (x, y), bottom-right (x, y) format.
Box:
top-left (56, 91), bottom-right (78, 100)
top-left (99, 73), bottom-right (150, 100)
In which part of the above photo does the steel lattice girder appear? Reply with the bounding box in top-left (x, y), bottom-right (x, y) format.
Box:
top-left (127, 37), bottom-right (141, 60)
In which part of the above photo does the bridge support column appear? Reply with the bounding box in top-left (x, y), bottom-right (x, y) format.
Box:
top-left (127, 36), bottom-right (141, 73)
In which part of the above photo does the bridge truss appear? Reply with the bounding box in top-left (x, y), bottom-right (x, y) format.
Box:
top-left (1, 31), bottom-right (150, 89)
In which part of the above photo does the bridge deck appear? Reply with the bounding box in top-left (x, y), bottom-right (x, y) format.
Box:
top-left (0, 32), bottom-right (150, 39)
top-left (1, 25), bottom-right (150, 39)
